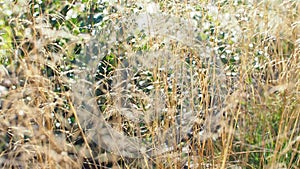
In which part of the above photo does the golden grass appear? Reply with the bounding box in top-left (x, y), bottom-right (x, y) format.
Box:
top-left (0, 0), bottom-right (299, 168)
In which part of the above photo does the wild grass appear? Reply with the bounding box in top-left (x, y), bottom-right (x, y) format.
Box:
top-left (0, 0), bottom-right (299, 168)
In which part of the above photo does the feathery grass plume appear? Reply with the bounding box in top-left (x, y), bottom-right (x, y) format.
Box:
top-left (0, 0), bottom-right (299, 168)
top-left (72, 1), bottom-right (230, 167)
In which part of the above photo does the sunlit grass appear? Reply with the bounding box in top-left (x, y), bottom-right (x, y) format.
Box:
top-left (0, 0), bottom-right (299, 168)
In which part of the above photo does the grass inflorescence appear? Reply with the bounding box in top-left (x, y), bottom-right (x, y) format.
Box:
top-left (0, 0), bottom-right (299, 168)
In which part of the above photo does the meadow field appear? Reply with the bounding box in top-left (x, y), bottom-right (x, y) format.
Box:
top-left (0, 0), bottom-right (299, 168)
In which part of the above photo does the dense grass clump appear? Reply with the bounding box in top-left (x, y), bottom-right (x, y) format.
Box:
top-left (0, 0), bottom-right (299, 168)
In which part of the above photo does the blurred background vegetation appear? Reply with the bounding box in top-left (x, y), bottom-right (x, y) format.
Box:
top-left (0, 0), bottom-right (299, 168)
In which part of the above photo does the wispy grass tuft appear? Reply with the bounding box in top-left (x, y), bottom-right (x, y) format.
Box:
top-left (0, 0), bottom-right (299, 168)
